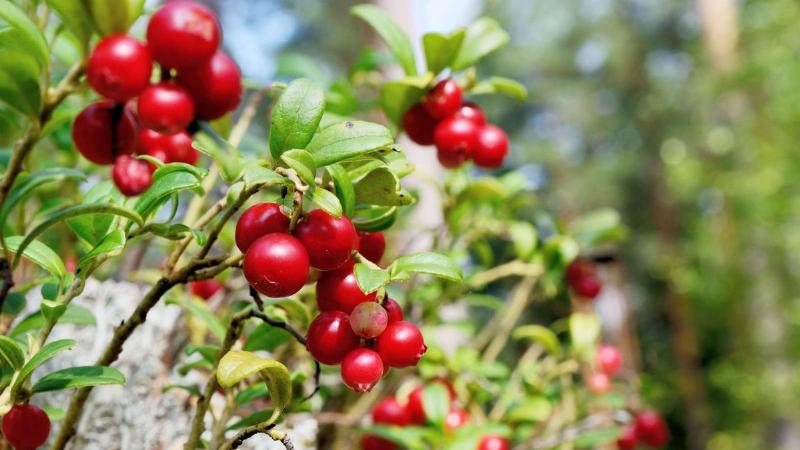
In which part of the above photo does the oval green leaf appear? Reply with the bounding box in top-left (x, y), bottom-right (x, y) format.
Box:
top-left (31, 365), bottom-right (125, 393)
top-left (216, 350), bottom-right (292, 413)
top-left (269, 78), bottom-right (325, 160)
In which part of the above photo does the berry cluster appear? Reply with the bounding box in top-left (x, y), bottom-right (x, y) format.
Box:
top-left (2, 404), bottom-right (51, 450)
top-left (403, 79), bottom-right (510, 169)
top-left (73, 1), bottom-right (242, 196)
top-left (565, 257), bottom-right (603, 300)
top-left (586, 344), bottom-right (623, 394)
top-left (361, 382), bottom-right (510, 450)
top-left (617, 410), bottom-right (669, 450)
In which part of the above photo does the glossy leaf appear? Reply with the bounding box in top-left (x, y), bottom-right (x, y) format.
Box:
top-left (307, 120), bottom-right (394, 167)
top-left (11, 304), bottom-right (95, 337)
top-left (306, 188), bottom-right (343, 217)
top-left (351, 5), bottom-right (417, 76)
top-left (451, 18), bottom-right (509, 71)
top-left (269, 78), bottom-right (325, 159)
top-left (31, 365), bottom-right (125, 393)
top-left (77, 229), bottom-right (126, 273)
top-left (83, 0), bottom-right (145, 36)
top-left (354, 167), bottom-right (415, 206)
top-left (353, 262), bottom-right (389, 294)
top-left (326, 164), bottom-right (356, 217)
top-left (280, 149), bottom-right (316, 187)
top-left (469, 76), bottom-right (528, 100)
top-left (216, 350), bottom-right (292, 415)
top-left (12, 339), bottom-right (76, 391)
top-left (0, 0), bottom-right (49, 71)
top-left (423, 29), bottom-right (466, 74)
top-left (389, 252), bottom-right (463, 282)
top-left (46, 0), bottom-right (94, 46)
top-left (0, 335), bottom-right (24, 369)
top-left (380, 75), bottom-right (433, 125)
top-left (134, 166), bottom-right (203, 217)
top-left (66, 181), bottom-right (123, 247)
top-left (3, 236), bottom-right (65, 280)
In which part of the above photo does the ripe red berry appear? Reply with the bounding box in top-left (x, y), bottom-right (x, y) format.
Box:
top-left (295, 210), bottom-right (359, 271)
top-left (162, 131), bottom-right (198, 164)
top-left (587, 372), bottom-right (611, 394)
top-left (383, 298), bottom-right (403, 323)
top-left (423, 79), bottom-right (463, 120)
top-left (235, 203), bottom-right (290, 253)
top-left (350, 302), bottom-right (389, 339)
top-left (361, 434), bottom-right (395, 450)
top-left (112, 155), bottom-right (153, 196)
top-left (176, 51), bottom-right (242, 120)
top-left (243, 233), bottom-right (309, 298)
top-left (137, 83), bottom-right (195, 134)
top-left (402, 103), bottom-right (438, 146)
top-left (372, 396), bottom-right (412, 426)
top-left (617, 425), bottom-right (638, 450)
top-left (445, 407), bottom-right (468, 431)
top-left (566, 258), bottom-right (602, 299)
top-left (375, 321), bottom-right (426, 368)
top-left (146, 1), bottom-right (220, 70)
top-left (87, 34), bottom-right (152, 101)
top-left (434, 116), bottom-right (480, 168)
top-left (306, 310), bottom-right (360, 365)
top-left (2, 404), bottom-right (51, 450)
top-left (478, 435), bottom-right (510, 450)
top-left (72, 101), bottom-right (137, 165)
top-left (190, 279), bottom-right (223, 300)
top-left (357, 231), bottom-right (385, 264)
top-left (453, 102), bottom-right (486, 126)
top-left (635, 410), bottom-right (669, 447)
top-left (473, 125), bottom-right (509, 169)
top-left (316, 262), bottom-right (376, 313)
top-left (139, 128), bottom-right (164, 154)
top-left (341, 348), bottom-right (384, 392)
top-left (597, 344), bottom-right (623, 376)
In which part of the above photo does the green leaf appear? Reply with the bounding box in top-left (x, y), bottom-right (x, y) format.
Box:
top-left (354, 167), bottom-right (414, 206)
top-left (569, 312), bottom-right (600, 356)
top-left (0, 49), bottom-right (42, 116)
top-left (508, 221), bottom-right (538, 261)
top-left (380, 75), bottom-right (433, 125)
top-left (389, 252), bottom-right (462, 282)
top-left (83, 0), bottom-right (144, 36)
top-left (0, 335), bottom-right (24, 369)
top-left (77, 229), bottom-right (126, 273)
top-left (306, 188), bottom-right (343, 218)
top-left (193, 132), bottom-right (242, 184)
top-left (1, 292), bottom-right (26, 315)
top-left (280, 149), bottom-right (316, 187)
top-left (241, 165), bottom-right (288, 189)
top-left (307, 121), bottom-right (394, 167)
top-left (469, 76), bottom-right (528, 100)
top-left (40, 300), bottom-right (67, 323)
top-left (0, 106), bottom-right (22, 147)
top-left (243, 323), bottom-right (289, 352)
top-left (3, 236), bottom-right (65, 280)
top-left (166, 298), bottom-right (226, 342)
top-left (423, 29), bottom-right (466, 74)
top-left (351, 5), bottom-right (417, 76)
top-left (31, 365), bottom-right (125, 393)
top-left (216, 350), bottom-right (292, 418)
top-left (12, 339), bottom-right (76, 391)
top-left (11, 304), bottom-right (95, 337)
top-left (269, 79), bottom-right (325, 160)
top-left (507, 396), bottom-right (552, 423)
top-left (326, 164), bottom-right (355, 217)
top-left (574, 427), bottom-right (622, 448)
top-left (451, 18), bottom-right (509, 70)
top-left (66, 181), bottom-right (123, 247)
top-left (0, 168), bottom-right (87, 228)
top-left (568, 208), bottom-right (628, 248)
top-left (513, 325), bottom-right (560, 355)
top-left (422, 382), bottom-right (450, 428)
top-left (162, 383), bottom-right (202, 397)
top-left (0, 0), bottom-right (49, 72)
top-left (134, 166), bottom-right (203, 218)
top-left (226, 408), bottom-right (274, 431)
top-left (46, 0), bottom-right (94, 46)
top-left (353, 263), bottom-right (389, 294)
top-left (352, 205), bottom-right (398, 232)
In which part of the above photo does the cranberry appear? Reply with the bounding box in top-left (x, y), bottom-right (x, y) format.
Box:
top-left (402, 103), bottom-right (437, 146)
top-left (454, 102), bottom-right (486, 126)
top-left (597, 344), bottom-right (623, 376)
top-left (423, 79), bottom-right (462, 120)
top-left (566, 258), bottom-right (602, 299)
top-left (243, 233), bottom-right (309, 298)
top-left (112, 155), bottom-right (153, 196)
top-left (316, 262), bottom-right (376, 313)
top-left (137, 83), bottom-right (195, 134)
top-left (176, 51), bottom-right (242, 120)
top-left (190, 279), bottom-right (223, 300)
top-left (305, 310), bottom-right (360, 365)
top-left (235, 203), bottom-right (290, 253)
top-left (434, 116), bottom-right (480, 168)
top-left (361, 435), bottom-right (395, 450)
top-left (357, 231), bottom-right (385, 264)
top-left (635, 410), bottom-right (669, 447)
top-left (372, 396), bottom-right (412, 426)
top-left (349, 302), bottom-right (389, 339)
top-left (617, 425), bottom-right (638, 450)
top-left (87, 34), bottom-right (152, 101)
top-left (341, 348), bottom-right (384, 392)
top-left (139, 128), bottom-right (164, 153)
top-left (2, 404), bottom-right (51, 450)
top-left (587, 372), bottom-right (611, 394)
top-left (72, 101), bottom-right (137, 165)
top-left (146, 1), bottom-right (220, 70)
top-left (162, 131), bottom-right (198, 164)
top-left (295, 210), bottom-right (359, 271)
top-left (375, 321), bottom-right (426, 368)
top-left (478, 435), bottom-right (510, 450)
top-left (383, 298), bottom-right (403, 323)
top-left (473, 125), bottom-right (509, 169)
top-left (445, 407), bottom-right (468, 431)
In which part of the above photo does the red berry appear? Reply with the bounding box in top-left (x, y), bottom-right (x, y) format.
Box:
top-left (372, 396), bottom-right (412, 426)
top-left (587, 372), bottom-right (611, 394)
top-left (453, 102), bottom-right (486, 126)
top-left (357, 231), bottom-right (385, 264)
top-left (617, 425), bottom-right (638, 450)
top-left (176, 51), bottom-right (242, 120)
top-left (473, 125), bottom-right (509, 169)
top-left (478, 435), bottom-right (510, 450)
top-left (295, 210), bottom-right (359, 271)
top-left (305, 310), bottom-right (360, 365)
top-left (341, 348), bottom-right (384, 392)
top-left (566, 258), bottom-right (602, 299)
top-left (375, 321), bottom-right (426, 368)
top-left (402, 103), bottom-right (437, 146)
top-left (72, 101), bottom-right (137, 165)
top-left (434, 116), bottom-right (480, 168)
top-left (350, 302), bottom-right (389, 339)
top-left (635, 410), bottom-right (669, 447)
top-left (597, 344), bottom-right (623, 376)
top-left (243, 233), bottom-right (309, 298)
top-left (316, 262), bottom-right (376, 313)
top-left (2, 404), bottom-right (51, 450)
top-left (112, 155), bottom-right (152, 196)
top-left (87, 34), bottom-right (152, 101)
top-left (139, 128), bottom-right (164, 153)
top-left (444, 407), bottom-right (468, 431)
top-left (383, 298), bottom-right (403, 323)
top-left (406, 381), bottom-right (456, 425)
top-left (137, 83), bottom-right (195, 134)
top-left (361, 435), bottom-right (395, 450)
top-left (423, 79), bottom-right (462, 120)
top-left (146, 1), bottom-right (220, 70)
top-left (162, 131), bottom-right (198, 164)
top-left (190, 279), bottom-right (223, 300)
top-left (235, 203), bottom-right (290, 253)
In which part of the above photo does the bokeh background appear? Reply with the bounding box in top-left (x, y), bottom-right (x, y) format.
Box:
top-left (152, 1), bottom-right (800, 449)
